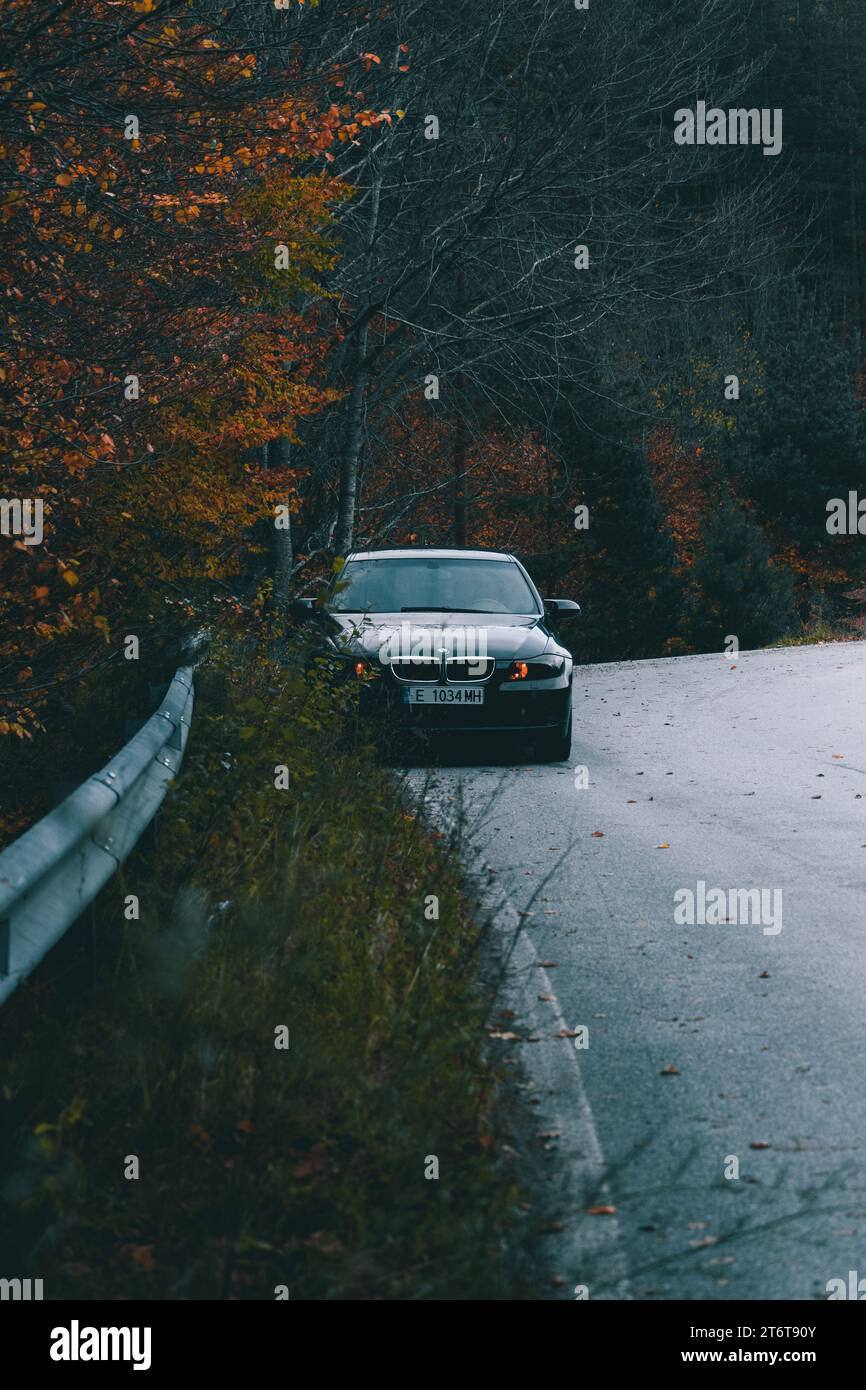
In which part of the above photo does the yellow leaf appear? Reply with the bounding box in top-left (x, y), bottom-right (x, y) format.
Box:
top-left (61, 569), bottom-right (78, 587)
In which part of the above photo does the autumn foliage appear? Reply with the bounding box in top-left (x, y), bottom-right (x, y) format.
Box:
top-left (3, 0), bottom-right (866, 763)
top-left (0, 0), bottom-right (392, 738)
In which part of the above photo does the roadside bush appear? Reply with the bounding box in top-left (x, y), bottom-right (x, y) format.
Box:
top-left (0, 631), bottom-right (528, 1299)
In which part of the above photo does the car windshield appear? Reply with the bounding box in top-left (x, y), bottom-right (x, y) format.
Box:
top-left (330, 556), bottom-right (540, 614)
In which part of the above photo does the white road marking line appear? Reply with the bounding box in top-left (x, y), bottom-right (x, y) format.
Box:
top-left (415, 774), bottom-right (631, 1299)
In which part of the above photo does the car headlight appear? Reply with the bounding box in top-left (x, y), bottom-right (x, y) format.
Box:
top-left (508, 656), bottom-right (565, 680)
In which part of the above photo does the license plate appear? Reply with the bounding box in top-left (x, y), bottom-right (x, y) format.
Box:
top-left (404, 685), bottom-right (484, 705)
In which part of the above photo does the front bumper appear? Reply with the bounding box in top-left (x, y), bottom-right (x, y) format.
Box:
top-left (352, 662), bottom-right (572, 735)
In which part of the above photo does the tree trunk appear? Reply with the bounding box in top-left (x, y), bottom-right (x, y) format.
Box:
top-left (452, 373), bottom-right (469, 547)
top-left (452, 266), bottom-right (469, 546)
top-left (268, 435), bottom-right (293, 614)
top-left (334, 167), bottom-right (382, 555)
top-left (334, 327), bottom-right (368, 555)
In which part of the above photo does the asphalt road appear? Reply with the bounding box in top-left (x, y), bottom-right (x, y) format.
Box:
top-left (409, 640), bottom-right (866, 1300)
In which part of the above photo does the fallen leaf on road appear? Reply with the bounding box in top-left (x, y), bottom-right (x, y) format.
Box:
top-left (750, 1141), bottom-right (770, 1149)
top-left (591, 830), bottom-right (605, 838)
top-left (656, 842), bottom-right (670, 849)
top-left (488, 1030), bottom-right (522, 1040)
top-left (660, 1063), bottom-right (680, 1075)
top-left (587, 1204), bottom-right (617, 1215)
top-left (538, 994), bottom-right (555, 1001)
top-left (538, 960), bottom-right (558, 967)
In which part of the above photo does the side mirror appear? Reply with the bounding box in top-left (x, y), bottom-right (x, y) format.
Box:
top-left (290, 597), bottom-right (317, 620)
top-left (543, 598), bottom-right (581, 615)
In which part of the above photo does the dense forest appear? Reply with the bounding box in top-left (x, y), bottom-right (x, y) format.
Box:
top-left (3, 0), bottom-right (866, 1312)
top-left (2, 0), bottom-right (866, 763)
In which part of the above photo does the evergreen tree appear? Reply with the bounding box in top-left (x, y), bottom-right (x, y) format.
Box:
top-left (690, 492), bottom-right (799, 651)
top-left (726, 293), bottom-right (864, 550)
top-left (578, 445), bottom-right (684, 662)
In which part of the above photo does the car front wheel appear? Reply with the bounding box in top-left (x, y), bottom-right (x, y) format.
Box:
top-left (536, 709), bottom-right (572, 763)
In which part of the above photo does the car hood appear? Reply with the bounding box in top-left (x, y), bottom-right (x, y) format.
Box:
top-left (324, 610), bottom-right (558, 662)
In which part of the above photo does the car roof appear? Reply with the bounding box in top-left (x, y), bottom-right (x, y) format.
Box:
top-left (345, 547), bottom-right (515, 562)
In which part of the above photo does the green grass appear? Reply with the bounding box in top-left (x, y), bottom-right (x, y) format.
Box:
top-left (0, 634), bottom-right (529, 1299)
top-left (772, 622), bottom-right (856, 647)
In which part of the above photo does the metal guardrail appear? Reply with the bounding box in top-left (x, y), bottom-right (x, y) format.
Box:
top-left (0, 661), bottom-right (197, 1007)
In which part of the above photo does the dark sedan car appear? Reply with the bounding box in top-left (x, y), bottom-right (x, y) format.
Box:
top-left (298, 547), bottom-right (579, 760)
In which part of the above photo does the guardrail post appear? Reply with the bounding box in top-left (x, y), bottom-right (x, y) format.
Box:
top-left (0, 918), bottom-right (9, 977)
top-left (87, 901), bottom-right (98, 989)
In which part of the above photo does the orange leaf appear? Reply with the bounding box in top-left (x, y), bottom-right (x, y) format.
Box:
top-left (129, 1245), bottom-right (156, 1270)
